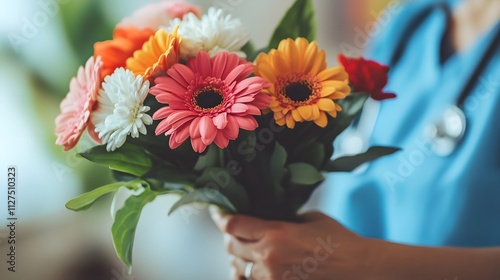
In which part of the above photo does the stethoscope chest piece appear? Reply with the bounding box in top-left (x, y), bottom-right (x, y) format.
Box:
top-left (425, 105), bottom-right (467, 157)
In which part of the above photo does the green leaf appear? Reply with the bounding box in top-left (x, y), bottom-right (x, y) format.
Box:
top-left (195, 167), bottom-right (249, 212)
top-left (288, 162), bottom-right (324, 185)
top-left (142, 163), bottom-right (197, 186)
top-left (270, 142), bottom-right (287, 200)
top-left (112, 188), bottom-right (158, 269)
top-left (268, 0), bottom-right (317, 49)
top-left (194, 144), bottom-right (219, 171)
top-left (78, 143), bottom-right (153, 177)
top-left (270, 142), bottom-right (287, 184)
top-left (292, 142), bottom-right (325, 169)
top-left (65, 180), bottom-right (144, 211)
top-left (337, 94), bottom-right (370, 117)
top-left (168, 188), bottom-right (236, 215)
top-left (169, 166), bottom-right (250, 215)
top-left (112, 170), bottom-right (139, 182)
top-left (325, 146), bottom-right (401, 172)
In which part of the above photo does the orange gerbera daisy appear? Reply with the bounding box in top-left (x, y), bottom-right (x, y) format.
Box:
top-left (255, 38), bottom-right (350, 128)
top-left (94, 27), bottom-right (155, 80)
top-left (126, 26), bottom-right (182, 81)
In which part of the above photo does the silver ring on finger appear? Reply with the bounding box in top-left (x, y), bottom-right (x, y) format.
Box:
top-left (244, 261), bottom-right (254, 279)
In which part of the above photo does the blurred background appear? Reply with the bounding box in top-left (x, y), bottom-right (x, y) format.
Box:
top-left (0, 0), bottom-right (392, 279)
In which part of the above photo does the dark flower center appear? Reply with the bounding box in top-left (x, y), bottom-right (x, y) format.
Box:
top-left (284, 82), bottom-right (313, 102)
top-left (195, 89), bottom-right (224, 109)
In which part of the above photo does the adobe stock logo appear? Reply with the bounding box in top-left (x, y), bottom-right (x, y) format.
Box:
top-left (282, 235), bottom-right (340, 280)
top-left (8, 0), bottom-right (71, 53)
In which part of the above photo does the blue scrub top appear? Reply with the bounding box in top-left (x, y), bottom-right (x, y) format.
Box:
top-left (319, 0), bottom-right (500, 247)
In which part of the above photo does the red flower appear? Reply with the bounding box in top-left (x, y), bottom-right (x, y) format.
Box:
top-left (338, 54), bottom-right (396, 101)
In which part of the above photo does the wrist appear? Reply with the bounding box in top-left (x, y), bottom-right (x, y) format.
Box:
top-left (362, 240), bottom-right (500, 280)
top-left (362, 238), bottom-right (397, 280)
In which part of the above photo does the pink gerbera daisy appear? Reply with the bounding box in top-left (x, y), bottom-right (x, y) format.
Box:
top-left (117, 1), bottom-right (202, 30)
top-left (151, 51), bottom-right (271, 153)
top-left (55, 56), bottom-right (103, 151)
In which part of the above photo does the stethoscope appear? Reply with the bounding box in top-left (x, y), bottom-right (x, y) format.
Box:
top-left (340, 2), bottom-right (500, 157)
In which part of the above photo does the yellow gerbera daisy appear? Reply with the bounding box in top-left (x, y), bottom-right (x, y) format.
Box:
top-left (126, 25), bottom-right (182, 80)
top-left (255, 38), bottom-right (350, 128)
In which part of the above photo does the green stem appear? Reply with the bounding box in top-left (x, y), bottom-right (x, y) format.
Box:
top-left (218, 147), bottom-right (225, 168)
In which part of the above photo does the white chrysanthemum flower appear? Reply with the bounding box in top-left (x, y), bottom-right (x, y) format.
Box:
top-left (92, 68), bottom-right (153, 152)
top-left (166, 7), bottom-right (250, 60)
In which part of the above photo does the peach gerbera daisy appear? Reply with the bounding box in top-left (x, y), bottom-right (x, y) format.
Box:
top-left (126, 26), bottom-right (182, 81)
top-left (55, 56), bottom-right (103, 151)
top-left (117, 0), bottom-right (201, 30)
top-left (254, 38), bottom-right (350, 128)
top-left (150, 51), bottom-right (271, 153)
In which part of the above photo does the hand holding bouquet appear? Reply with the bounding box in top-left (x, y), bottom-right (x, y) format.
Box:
top-left (55, 0), bottom-right (399, 270)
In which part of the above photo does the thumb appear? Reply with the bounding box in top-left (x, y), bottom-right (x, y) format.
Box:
top-left (209, 205), bottom-right (231, 232)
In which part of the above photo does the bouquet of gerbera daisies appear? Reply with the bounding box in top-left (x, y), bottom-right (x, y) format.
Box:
top-left (56, 0), bottom-right (399, 270)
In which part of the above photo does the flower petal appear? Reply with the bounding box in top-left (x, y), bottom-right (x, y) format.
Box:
top-left (317, 66), bottom-right (345, 82)
top-left (233, 77), bottom-right (265, 96)
top-left (155, 92), bottom-right (185, 104)
top-left (303, 41), bottom-right (319, 73)
top-left (87, 121), bottom-right (102, 145)
top-left (212, 52), bottom-right (228, 78)
top-left (196, 51), bottom-right (213, 77)
top-left (311, 104), bottom-right (320, 120)
top-left (234, 115), bottom-right (258, 131)
top-left (169, 122), bottom-right (190, 149)
top-left (284, 38), bottom-right (299, 70)
top-left (223, 115), bottom-right (240, 140)
top-left (153, 106), bottom-right (173, 120)
top-left (168, 7), bottom-right (249, 61)
top-left (189, 117), bottom-right (202, 139)
top-left (166, 64), bottom-right (195, 87)
top-left (291, 109), bottom-right (303, 122)
top-left (126, 28), bottom-right (181, 81)
top-left (222, 53), bottom-right (241, 78)
top-left (314, 111), bottom-right (328, 127)
top-left (213, 112), bottom-right (228, 130)
top-left (191, 137), bottom-right (207, 153)
top-left (252, 93), bottom-right (272, 109)
top-left (317, 98), bottom-right (335, 111)
top-left (327, 110), bottom-right (338, 118)
top-left (255, 62), bottom-right (277, 83)
top-left (231, 103), bottom-right (248, 113)
top-left (199, 115), bottom-right (217, 145)
top-left (55, 56), bottom-right (101, 151)
top-left (165, 110), bottom-right (196, 125)
top-left (309, 50), bottom-right (326, 75)
top-left (225, 63), bottom-right (253, 84)
top-left (245, 105), bottom-right (262, 116)
top-left (156, 119), bottom-right (172, 135)
top-left (272, 51), bottom-right (290, 75)
top-left (297, 105), bottom-right (313, 120)
top-left (214, 131), bottom-right (230, 149)
top-left (285, 113), bottom-right (295, 129)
